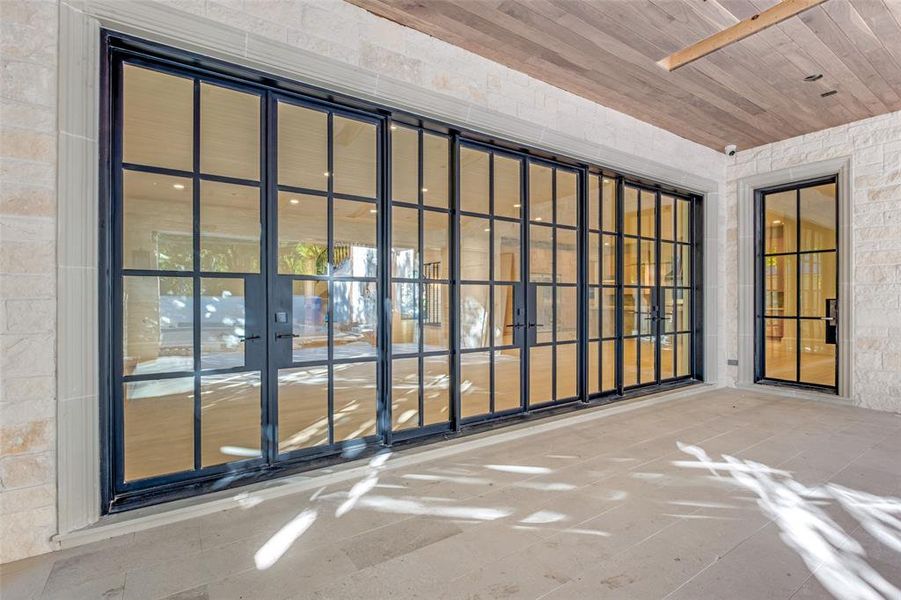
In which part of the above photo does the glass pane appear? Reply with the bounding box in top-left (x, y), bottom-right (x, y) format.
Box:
top-left (556, 228), bottom-right (577, 284)
top-left (529, 345), bottom-right (553, 406)
top-left (423, 133), bottom-right (449, 208)
top-left (588, 233), bottom-right (600, 285)
top-left (640, 190), bottom-right (656, 239)
top-left (334, 199), bottom-right (377, 277)
top-left (392, 282), bottom-right (419, 354)
top-left (800, 183), bottom-right (836, 251)
top-left (602, 287), bottom-right (617, 338)
top-left (663, 288), bottom-right (675, 334)
top-left (123, 276), bottom-right (193, 376)
top-left (676, 199), bottom-right (690, 242)
top-left (589, 341), bottom-right (600, 394)
top-left (660, 195), bottom-right (675, 241)
top-left (461, 351), bottom-right (490, 418)
top-left (333, 116), bottom-right (376, 198)
top-left (556, 170), bottom-right (578, 227)
top-left (764, 255), bottom-right (797, 317)
top-left (392, 357), bottom-right (419, 431)
top-left (640, 239), bottom-right (656, 286)
top-left (556, 343), bottom-right (577, 399)
top-left (200, 277), bottom-right (246, 370)
top-left (639, 337), bottom-right (655, 384)
top-left (660, 335), bottom-right (674, 380)
top-left (602, 340), bottom-right (615, 391)
top-left (392, 206), bottom-right (419, 278)
top-left (123, 64), bottom-right (193, 171)
top-left (391, 126), bottom-right (418, 203)
top-left (423, 355), bottom-right (450, 425)
top-left (529, 225), bottom-right (553, 282)
top-left (333, 361), bottom-right (377, 441)
top-left (460, 147), bottom-right (489, 214)
top-left (588, 287), bottom-right (599, 339)
top-left (423, 211), bottom-right (449, 280)
top-left (200, 83), bottom-right (259, 181)
top-left (277, 366), bottom-right (329, 452)
top-left (333, 281), bottom-right (377, 359)
top-left (278, 102), bottom-right (328, 191)
top-left (123, 171), bottom-right (193, 271)
top-left (800, 320), bottom-right (835, 386)
top-left (278, 192), bottom-right (328, 275)
top-left (460, 216), bottom-right (490, 281)
top-left (556, 286), bottom-right (577, 342)
top-left (494, 284), bottom-right (516, 347)
top-left (639, 288), bottom-right (654, 336)
top-left (291, 280), bottom-right (329, 363)
top-left (624, 187), bottom-right (639, 236)
top-left (589, 176), bottom-right (600, 231)
top-left (200, 181), bottom-right (260, 273)
top-left (494, 348), bottom-right (521, 412)
top-left (494, 220), bottom-right (521, 282)
top-left (765, 190), bottom-right (797, 253)
top-left (676, 289), bottom-right (691, 332)
top-left (676, 334), bottom-right (690, 377)
top-left (765, 318), bottom-right (797, 381)
top-left (623, 338), bottom-right (638, 387)
top-left (494, 156), bottom-right (521, 219)
top-left (661, 244), bottom-right (674, 287)
top-left (624, 288), bottom-right (640, 336)
top-left (423, 283), bottom-right (449, 352)
top-left (623, 237), bottom-right (639, 285)
top-left (800, 251), bottom-right (837, 317)
top-left (460, 284), bottom-right (490, 349)
top-left (201, 372), bottom-right (262, 467)
top-left (602, 178), bottom-right (617, 232)
top-left (602, 234), bottom-right (617, 285)
top-left (535, 285), bottom-right (554, 344)
top-left (677, 245), bottom-right (691, 287)
top-left (124, 377), bottom-right (194, 481)
top-left (529, 164), bottom-right (553, 223)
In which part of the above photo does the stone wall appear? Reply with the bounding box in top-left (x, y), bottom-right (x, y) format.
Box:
top-left (724, 111), bottom-right (901, 412)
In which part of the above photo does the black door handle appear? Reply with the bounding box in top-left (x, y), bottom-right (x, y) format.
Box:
top-left (505, 323), bottom-right (524, 328)
top-left (528, 323), bottom-right (545, 328)
top-left (239, 335), bottom-right (260, 342)
top-left (276, 333), bottom-right (299, 339)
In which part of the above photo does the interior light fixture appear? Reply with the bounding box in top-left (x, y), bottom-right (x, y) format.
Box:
top-left (483, 228), bottom-right (491, 232)
top-left (513, 204), bottom-right (521, 208)
top-left (421, 188), bottom-right (429, 193)
top-left (773, 219), bottom-right (782, 225)
top-left (390, 125), bottom-right (397, 131)
top-left (369, 208), bottom-right (377, 214)
top-left (172, 183), bottom-right (185, 190)
top-left (534, 217), bottom-right (543, 221)
top-left (323, 171), bottom-right (331, 176)
top-left (289, 198), bottom-right (299, 205)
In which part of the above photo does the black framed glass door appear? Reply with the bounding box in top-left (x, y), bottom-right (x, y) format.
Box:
top-left (756, 177), bottom-right (838, 392)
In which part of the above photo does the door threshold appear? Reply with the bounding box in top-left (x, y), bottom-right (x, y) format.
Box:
top-left (737, 382), bottom-right (851, 406)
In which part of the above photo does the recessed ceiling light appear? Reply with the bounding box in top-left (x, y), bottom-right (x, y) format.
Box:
top-left (421, 188), bottom-right (429, 193)
top-left (534, 217), bottom-right (543, 222)
top-left (821, 90), bottom-right (838, 98)
top-left (390, 125), bottom-right (397, 131)
top-left (323, 171), bottom-right (331, 176)
top-left (773, 220), bottom-right (782, 225)
top-left (289, 198), bottom-right (299, 205)
top-left (369, 208), bottom-right (377, 214)
top-left (513, 204), bottom-right (521, 208)
top-left (172, 184), bottom-right (185, 190)
top-left (804, 74), bottom-right (823, 82)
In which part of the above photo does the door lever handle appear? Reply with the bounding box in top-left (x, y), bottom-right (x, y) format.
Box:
top-left (528, 323), bottom-right (545, 328)
top-left (505, 323), bottom-right (524, 328)
top-left (276, 333), bottom-right (299, 339)
top-left (239, 335), bottom-right (260, 342)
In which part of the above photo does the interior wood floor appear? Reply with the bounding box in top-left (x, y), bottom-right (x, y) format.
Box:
top-left (4, 387), bottom-right (900, 600)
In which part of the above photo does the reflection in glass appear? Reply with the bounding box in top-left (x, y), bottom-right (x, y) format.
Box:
top-left (292, 280), bottom-right (328, 363)
top-left (392, 206), bottom-right (419, 278)
top-left (423, 283), bottom-right (449, 352)
top-left (278, 366), bottom-right (329, 452)
top-left (423, 134), bottom-right (449, 208)
top-left (800, 183), bottom-right (836, 251)
top-left (460, 216), bottom-right (490, 281)
top-left (461, 284), bottom-right (489, 349)
top-left (641, 190), bottom-right (656, 239)
top-left (333, 116), bottom-right (376, 198)
top-left (278, 192), bottom-right (327, 275)
top-left (201, 372), bottom-right (262, 467)
top-left (639, 288), bottom-right (654, 336)
top-left (602, 288), bottom-right (616, 338)
top-left (623, 287), bottom-right (640, 336)
top-left (392, 282), bottom-right (419, 354)
top-left (529, 164), bottom-right (553, 223)
top-left (200, 83), bottom-right (259, 181)
top-left (494, 284), bottom-right (516, 347)
top-left (589, 341), bottom-right (599, 394)
top-left (676, 290), bottom-right (690, 332)
top-left (800, 251), bottom-right (836, 317)
top-left (529, 345), bottom-right (553, 406)
top-left (391, 126), bottom-right (418, 203)
top-left (123, 64), bottom-right (193, 171)
top-left (529, 225), bottom-right (553, 282)
top-left (278, 102), bottom-right (328, 191)
top-left (200, 181), bottom-right (260, 273)
top-left (765, 190), bottom-right (796, 253)
top-left (423, 211), bottom-right (449, 280)
top-left (535, 285), bottom-right (554, 344)
top-left (494, 156), bottom-right (521, 219)
top-left (764, 255), bottom-right (797, 316)
top-left (589, 233), bottom-right (600, 285)
top-left (602, 178), bottom-right (616, 232)
top-left (494, 220), bottom-right (521, 282)
top-left (334, 199), bottom-right (377, 277)
top-left (123, 276), bottom-right (193, 376)
top-left (661, 244), bottom-right (674, 287)
top-left (423, 356), bottom-right (450, 425)
top-left (556, 228), bottom-right (577, 284)
top-left (556, 343), bottom-right (577, 399)
top-left (201, 277), bottom-right (246, 370)
top-left (556, 170), bottom-right (578, 227)
top-left (676, 334), bottom-right (690, 377)
top-left (588, 287), bottom-right (599, 339)
top-left (660, 195), bottom-right (675, 240)
top-left (494, 348), bottom-right (521, 412)
top-left (677, 199), bottom-right (690, 242)
top-left (640, 239), bottom-right (656, 286)
top-left (460, 147), bottom-right (489, 214)
top-left (602, 235), bottom-right (617, 284)
top-left (623, 237), bottom-right (639, 285)
top-left (624, 187), bottom-right (639, 236)
top-left (124, 377), bottom-right (194, 481)
top-left (765, 318), bottom-right (797, 381)
top-left (392, 357), bottom-right (419, 431)
top-left (556, 286), bottom-right (577, 342)
top-left (623, 338), bottom-right (638, 387)
top-left (123, 171), bottom-right (193, 271)
top-left (333, 361), bottom-right (377, 441)
top-left (640, 337), bottom-right (655, 383)
top-left (660, 335), bottom-right (674, 380)
top-left (333, 281), bottom-right (377, 358)
top-left (800, 320), bottom-right (834, 386)
top-left (678, 245), bottom-right (691, 287)
top-left (602, 340), bottom-right (615, 390)
top-left (461, 352), bottom-right (490, 418)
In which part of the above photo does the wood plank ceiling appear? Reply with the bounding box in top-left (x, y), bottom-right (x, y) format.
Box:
top-left (347, 0), bottom-right (901, 150)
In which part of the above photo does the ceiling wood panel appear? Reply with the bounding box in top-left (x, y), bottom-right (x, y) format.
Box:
top-left (348, 0), bottom-right (901, 150)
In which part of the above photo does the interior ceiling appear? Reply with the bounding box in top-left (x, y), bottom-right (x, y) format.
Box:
top-left (348, 0), bottom-right (901, 151)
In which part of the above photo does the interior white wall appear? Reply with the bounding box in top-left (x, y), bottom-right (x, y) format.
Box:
top-left (0, 0), bottom-right (728, 564)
